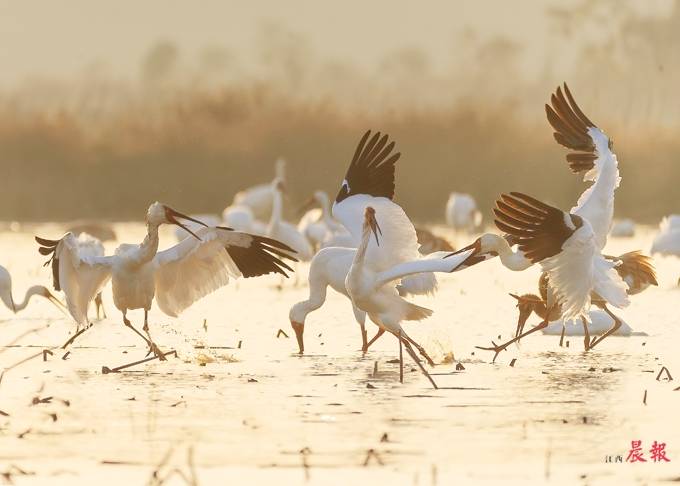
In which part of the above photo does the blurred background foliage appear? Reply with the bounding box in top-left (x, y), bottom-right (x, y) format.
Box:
top-left (0, 0), bottom-right (678, 223)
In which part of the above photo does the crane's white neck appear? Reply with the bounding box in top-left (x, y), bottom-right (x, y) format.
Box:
top-left (137, 222), bottom-right (161, 264)
top-left (480, 234), bottom-right (533, 271)
top-left (318, 193), bottom-right (333, 223)
top-left (269, 187), bottom-right (283, 231)
top-left (0, 287), bottom-right (14, 312)
top-left (13, 286), bottom-right (46, 312)
top-left (353, 221), bottom-right (373, 265)
top-left (574, 130), bottom-right (620, 250)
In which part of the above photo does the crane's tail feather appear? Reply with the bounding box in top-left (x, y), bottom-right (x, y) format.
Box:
top-left (404, 302), bottom-right (433, 322)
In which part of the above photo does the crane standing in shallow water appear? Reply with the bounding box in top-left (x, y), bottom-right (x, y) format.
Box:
top-left (510, 251), bottom-right (657, 348)
top-left (37, 203), bottom-right (296, 358)
top-left (345, 207), bottom-right (479, 388)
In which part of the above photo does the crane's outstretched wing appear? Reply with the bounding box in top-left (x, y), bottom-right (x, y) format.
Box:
top-left (493, 192), bottom-right (628, 319)
top-left (606, 251), bottom-right (658, 294)
top-left (36, 233), bottom-right (113, 327)
top-left (545, 83), bottom-right (619, 249)
top-left (153, 227), bottom-right (296, 317)
top-left (332, 129), bottom-right (402, 249)
top-left (375, 248), bottom-right (475, 289)
top-left (493, 192), bottom-right (580, 263)
top-left (334, 130), bottom-right (400, 205)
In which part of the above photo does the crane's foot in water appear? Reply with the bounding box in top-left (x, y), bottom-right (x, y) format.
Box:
top-left (60, 323), bottom-right (93, 350)
top-left (102, 350), bottom-right (178, 374)
top-left (476, 320), bottom-right (550, 363)
top-left (142, 310), bottom-right (167, 361)
top-left (145, 341), bottom-right (168, 361)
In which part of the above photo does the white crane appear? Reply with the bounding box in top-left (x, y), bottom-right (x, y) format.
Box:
top-left (36, 203), bottom-right (296, 357)
top-left (345, 206), bottom-right (478, 388)
top-left (297, 190), bottom-right (345, 250)
top-left (331, 130), bottom-right (438, 297)
top-left (454, 233), bottom-right (533, 271)
top-left (319, 227), bottom-right (355, 250)
top-left (445, 193), bottom-right (482, 232)
top-left (651, 215), bottom-right (680, 285)
top-left (290, 130), bottom-right (463, 357)
top-left (510, 250), bottom-right (656, 346)
top-left (651, 215), bottom-right (680, 256)
top-left (267, 179), bottom-right (314, 262)
top-left (222, 205), bottom-right (267, 235)
top-left (542, 310), bottom-right (637, 337)
top-left (610, 219), bottom-right (636, 238)
top-left (472, 192), bottom-right (630, 360)
top-left (74, 233), bottom-right (109, 319)
top-left (463, 83), bottom-right (651, 356)
top-left (232, 158), bottom-right (286, 221)
top-left (0, 264), bottom-right (66, 315)
top-left (289, 247), bottom-right (369, 353)
top-left (544, 83), bottom-right (620, 250)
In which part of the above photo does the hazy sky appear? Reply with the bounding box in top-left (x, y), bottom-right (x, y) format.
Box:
top-left (0, 0), bottom-right (581, 84)
top-left (0, 0), bottom-right (675, 118)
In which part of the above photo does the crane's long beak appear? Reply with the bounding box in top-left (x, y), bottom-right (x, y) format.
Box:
top-left (365, 207), bottom-right (382, 246)
top-left (41, 288), bottom-right (69, 316)
top-left (165, 207), bottom-right (208, 241)
top-left (444, 238), bottom-right (495, 269)
top-left (296, 197), bottom-right (316, 216)
top-left (291, 320), bottom-right (304, 354)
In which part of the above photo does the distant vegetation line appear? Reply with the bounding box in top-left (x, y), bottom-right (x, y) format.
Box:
top-left (0, 87), bottom-right (676, 224)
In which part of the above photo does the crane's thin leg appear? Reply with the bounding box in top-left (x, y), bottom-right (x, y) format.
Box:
top-left (363, 328), bottom-right (385, 352)
top-left (361, 326), bottom-right (368, 352)
top-left (515, 303), bottom-right (533, 340)
top-left (123, 312), bottom-right (151, 344)
top-left (60, 323), bottom-right (92, 349)
top-left (581, 317), bottom-right (591, 351)
top-left (395, 332), bottom-right (438, 389)
top-left (559, 325), bottom-right (566, 347)
top-left (122, 312), bottom-right (166, 361)
top-left (95, 293), bottom-right (107, 319)
top-left (398, 330), bottom-right (404, 384)
top-left (400, 330), bottom-right (435, 367)
top-left (587, 306), bottom-right (622, 350)
top-left (353, 307), bottom-right (369, 352)
top-left (476, 306), bottom-right (555, 363)
top-left (142, 309), bottom-right (167, 361)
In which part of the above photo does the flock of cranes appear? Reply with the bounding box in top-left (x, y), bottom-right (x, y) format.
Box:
top-left (2, 83), bottom-right (679, 389)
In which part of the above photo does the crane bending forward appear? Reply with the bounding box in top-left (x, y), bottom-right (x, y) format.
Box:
top-left (37, 203), bottom-right (296, 358)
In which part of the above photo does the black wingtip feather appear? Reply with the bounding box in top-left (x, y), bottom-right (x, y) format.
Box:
top-left (336, 130), bottom-right (400, 203)
top-left (225, 236), bottom-right (297, 279)
top-left (546, 83), bottom-right (602, 174)
top-left (493, 193), bottom-right (578, 264)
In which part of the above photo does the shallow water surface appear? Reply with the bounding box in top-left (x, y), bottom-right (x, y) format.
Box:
top-left (0, 224), bottom-right (679, 484)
